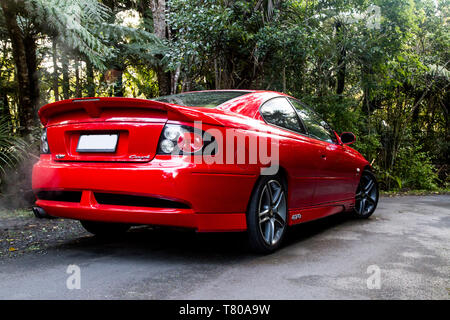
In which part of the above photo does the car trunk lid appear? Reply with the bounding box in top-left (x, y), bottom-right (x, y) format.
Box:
top-left (39, 97), bottom-right (223, 163)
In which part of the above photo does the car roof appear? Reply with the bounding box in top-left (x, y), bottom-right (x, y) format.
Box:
top-left (153, 89), bottom-right (292, 120)
top-left (216, 90), bottom-right (290, 117)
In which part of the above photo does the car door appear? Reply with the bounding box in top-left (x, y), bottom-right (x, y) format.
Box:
top-left (288, 98), bottom-right (353, 204)
top-left (259, 97), bottom-right (321, 207)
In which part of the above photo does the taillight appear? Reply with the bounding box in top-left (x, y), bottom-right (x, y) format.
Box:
top-left (157, 124), bottom-right (215, 155)
top-left (40, 128), bottom-right (50, 154)
top-left (177, 131), bottom-right (204, 153)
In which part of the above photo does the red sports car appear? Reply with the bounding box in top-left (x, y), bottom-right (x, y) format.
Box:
top-left (32, 90), bottom-right (378, 252)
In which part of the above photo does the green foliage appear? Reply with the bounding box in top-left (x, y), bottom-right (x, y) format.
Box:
top-left (22, 0), bottom-right (164, 71)
top-left (166, 0), bottom-right (289, 89)
top-left (0, 120), bottom-right (28, 177)
top-left (354, 133), bottom-right (382, 165)
top-left (123, 66), bottom-right (159, 98)
top-left (390, 146), bottom-right (439, 190)
top-left (301, 96), bottom-right (361, 133)
top-left (27, 0), bottom-right (113, 69)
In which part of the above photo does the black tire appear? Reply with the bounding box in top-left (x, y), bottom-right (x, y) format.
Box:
top-left (352, 170), bottom-right (379, 219)
top-left (247, 175), bottom-right (288, 253)
top-left (80, 220), bottom-right (130, 237)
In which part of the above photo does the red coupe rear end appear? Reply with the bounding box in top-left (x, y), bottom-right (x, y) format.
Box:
top-left (33, 95), bottom-right (256, 232)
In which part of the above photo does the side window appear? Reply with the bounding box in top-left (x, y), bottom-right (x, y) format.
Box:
top-left (289, 99), bottom-right (337, 143)
top-left (260, 97), bottom-right (305, 133)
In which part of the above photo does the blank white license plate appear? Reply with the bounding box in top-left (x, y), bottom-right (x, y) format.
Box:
top-left (76, 134), bottom-right (119, 153)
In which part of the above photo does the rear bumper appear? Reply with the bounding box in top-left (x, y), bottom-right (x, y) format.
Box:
top-left (35, 198), bottom-right (246, 232)
top-left (32, 155), bottom-right (257, 232)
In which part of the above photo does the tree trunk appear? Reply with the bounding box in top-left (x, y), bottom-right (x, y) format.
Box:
top-left (138, 0), bottom-right (152, 26)
top-left (0, 48), bottom-right (10, 126)
top-left (113, 67), bottom-right (124, 97)
top-left (24, 33), bottom-right (39, 124)
top-left (61, 51), bottom-right (70, 99)
top-left (151, 0), bottom-right (171, 96)
top-left (335, 21), bottom-right (346, 96)
top-left (214, 58), bottom-right (220, 89)
top-left (0, 84), bottom-right (11, 128)
top-left (74, 59), bottom-right (82, 98)
top-left (86, 60), bottom-right (95, 97)
top-left (1, 0), bottom-right (36, 135)
top-left (171, 65), bottom-right (180, 94)
top-left (52, 38), bottom-right (59, 101)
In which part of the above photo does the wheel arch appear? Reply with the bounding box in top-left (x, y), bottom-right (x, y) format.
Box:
top-left (246, 165), bottom-right (289, 214)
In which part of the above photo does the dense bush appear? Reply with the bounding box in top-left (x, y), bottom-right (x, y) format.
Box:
top-left (391, 146), bottom-right (439, 190)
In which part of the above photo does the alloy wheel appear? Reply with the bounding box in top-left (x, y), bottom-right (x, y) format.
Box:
top-left (355, 172), bottom-right (378, 216)
top-left (258, 180), bottom-right (287, 246)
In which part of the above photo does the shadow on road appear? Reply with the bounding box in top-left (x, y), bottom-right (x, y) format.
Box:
top-left (45, 211), bottom-right (362, 262)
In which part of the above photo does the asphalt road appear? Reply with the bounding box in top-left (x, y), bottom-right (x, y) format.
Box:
top-left (0, 195), bottom-right (449, 299)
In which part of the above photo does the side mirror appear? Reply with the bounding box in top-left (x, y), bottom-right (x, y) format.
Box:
top-left (340, 132), bottom-right (356, 145)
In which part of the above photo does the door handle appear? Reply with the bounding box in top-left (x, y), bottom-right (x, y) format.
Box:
top-left (321, 154), bottom-right (327, 159)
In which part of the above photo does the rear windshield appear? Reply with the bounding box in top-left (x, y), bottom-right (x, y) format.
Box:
top-left (153, 91), bottom-right (252, 108)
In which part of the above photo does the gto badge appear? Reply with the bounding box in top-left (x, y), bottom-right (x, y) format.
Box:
top-left (291, 213), bottom-right (302, 221)
top-left (129, 155), bottom-right (150, 160)
top-left (55, 154), bottom-right (66, 159)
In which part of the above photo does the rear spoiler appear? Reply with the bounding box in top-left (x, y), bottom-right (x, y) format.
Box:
top-left (38, 97), bottom-right (224, 126)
